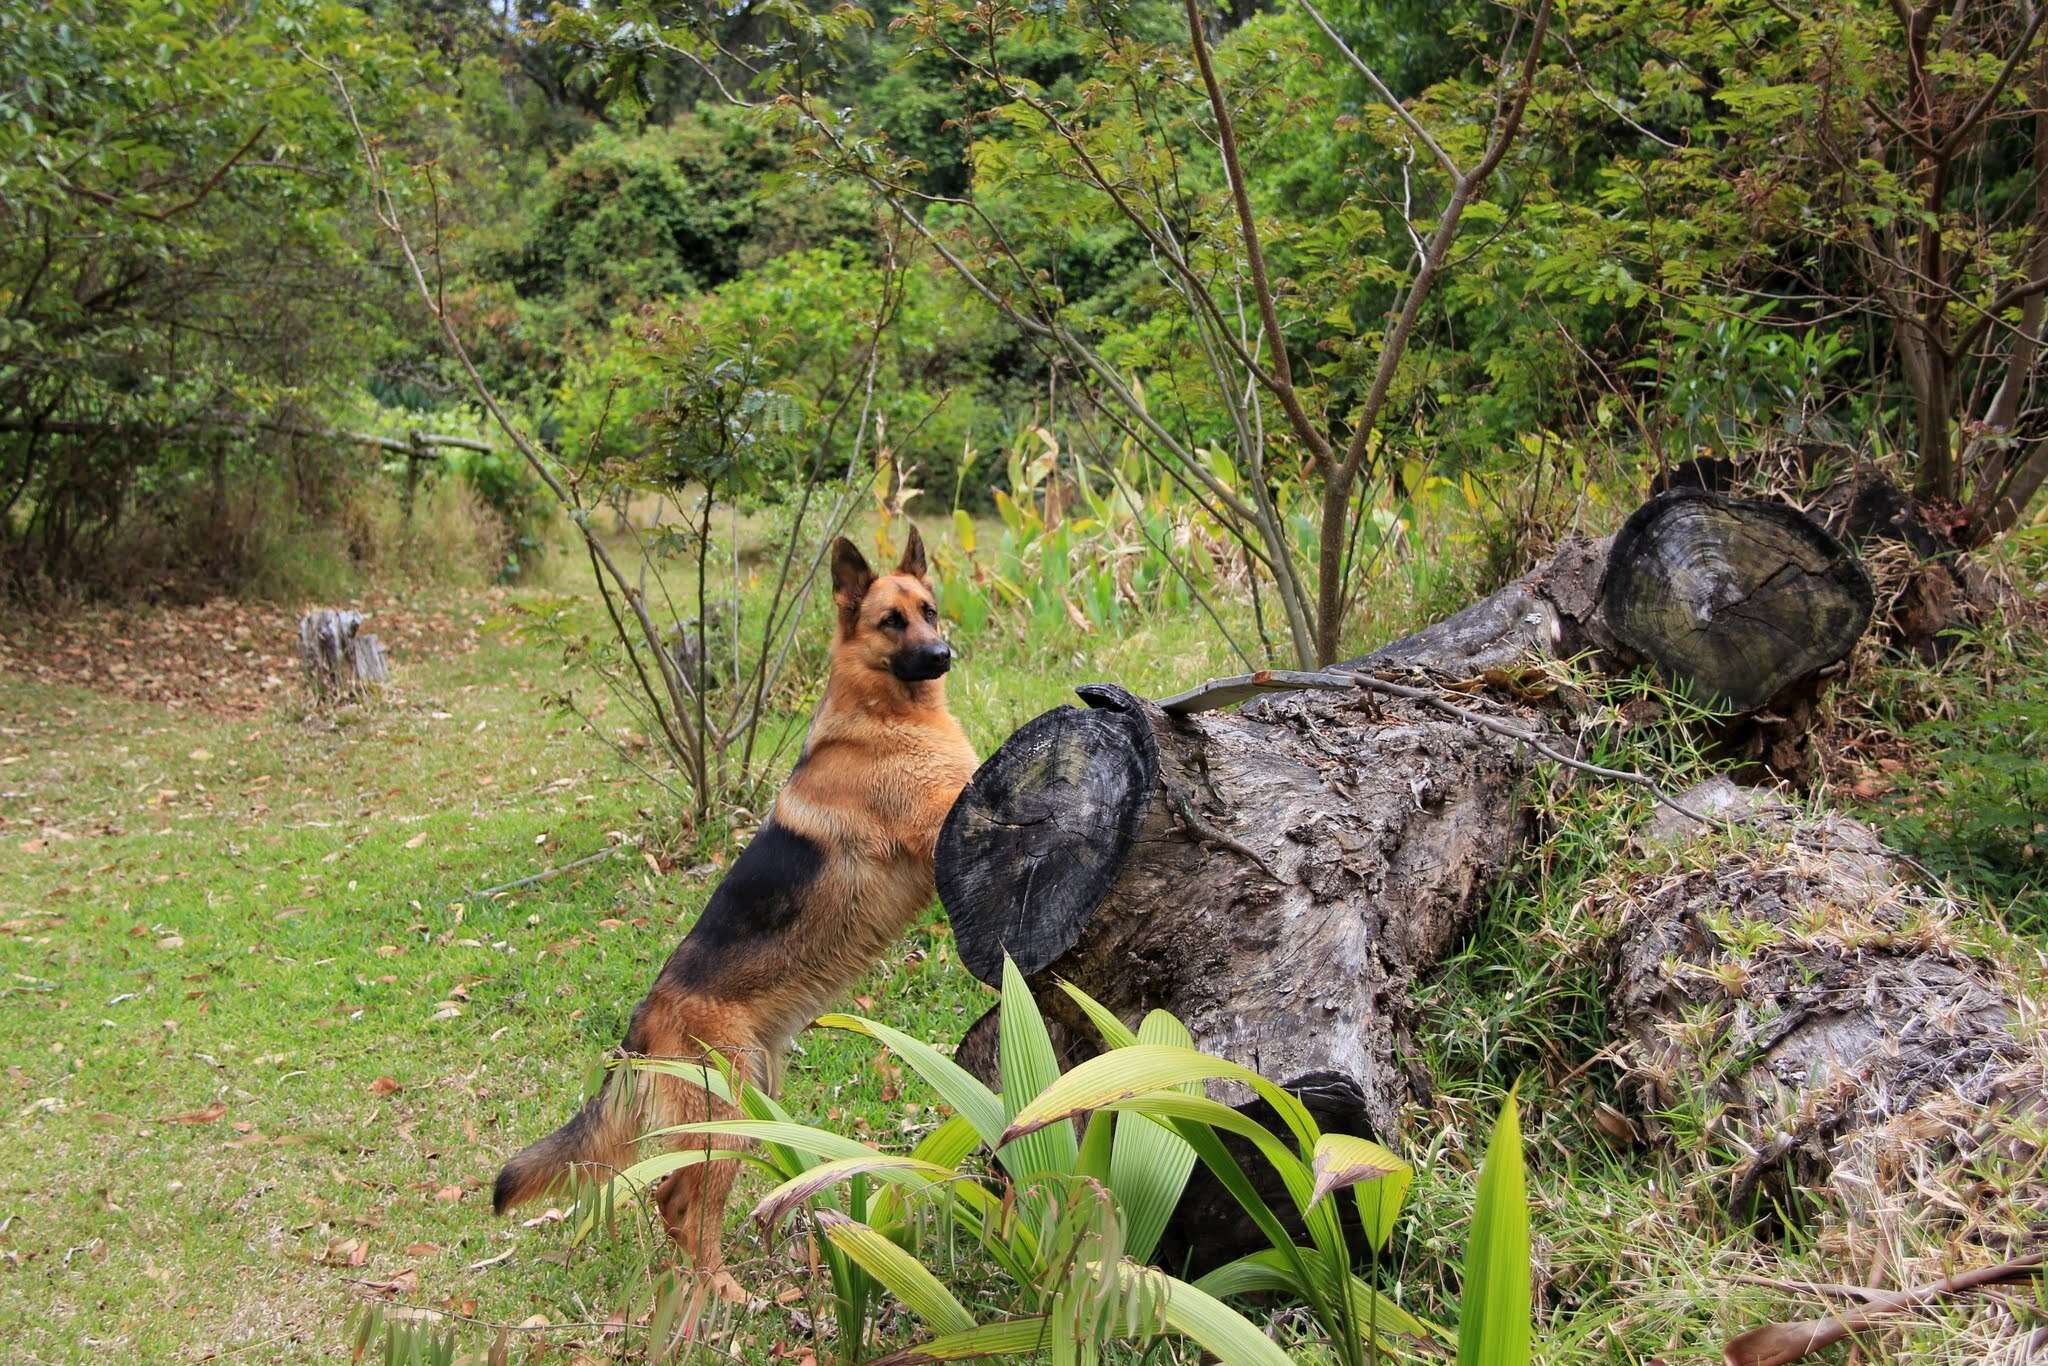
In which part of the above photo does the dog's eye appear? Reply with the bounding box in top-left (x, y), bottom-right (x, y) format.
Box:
top-left (922, 604), bottom-right (938, 625)
top-left (879, 610), bottom-right (906, 631)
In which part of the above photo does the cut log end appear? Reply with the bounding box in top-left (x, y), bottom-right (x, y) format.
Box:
top-left (1603, 489), bottom-right (1874, 712)
top-left (935, 684), bottom-right (1157, 985)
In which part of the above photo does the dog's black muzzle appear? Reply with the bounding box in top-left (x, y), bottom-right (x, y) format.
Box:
top-left (891, 640), bottom-right (953, 682)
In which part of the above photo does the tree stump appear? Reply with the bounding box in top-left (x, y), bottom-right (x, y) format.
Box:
top-left (935, 490), bottom-right (1874, 1259)
top-left (297, 608), bottom-right (390, 701)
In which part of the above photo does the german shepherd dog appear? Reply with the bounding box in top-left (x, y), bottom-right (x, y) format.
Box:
top-left (492, 526), bottom-right (976, 1298)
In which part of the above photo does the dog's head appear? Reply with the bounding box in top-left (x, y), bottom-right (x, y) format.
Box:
top-left (830, 524), bottom-right (952, 684)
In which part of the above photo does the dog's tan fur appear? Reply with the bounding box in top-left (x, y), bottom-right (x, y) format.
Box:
top-left (492, 526), bottom-right (976, 1296)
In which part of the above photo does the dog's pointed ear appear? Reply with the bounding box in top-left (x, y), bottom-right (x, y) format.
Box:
top-left (896, 522), bottom-right (928, 580)
top-left (832, 537), bottom-right (875, 608)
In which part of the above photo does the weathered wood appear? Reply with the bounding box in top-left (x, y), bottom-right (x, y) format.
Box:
top-left (1603, 489), bottom-right (1873, 712)
top-left (938, 690), bottom-right (1157, 984)
top-left (936, 491), bottom-right (1875, 1262)
top-left (1605, 778), bottom-right (2044, 1284)
top-left (297, 608), bottom-right (389, 701)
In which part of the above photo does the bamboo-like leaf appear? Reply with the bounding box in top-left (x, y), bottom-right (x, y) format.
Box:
top-left (750, 1153), bottom-right (972, 1230)
top-left (872, 1113), bottom-right (984, 1233)
top-left (1109, 1011), bottom-right (1200, 1263)
top-left (628, 1055), bottom-right (739, 1105)
top-left (1058, 980), bottom-right (1139, 1049)
top-left (1195, 1249), bottom-right (1445, 1347)
top-left (819, 1012), bottom-right (1005, 1147)
top-left (1152, 1266), bottom-right (1296, 1366)
top-left (1308, 1133), bottom-right (1407, 1207)
top-left (735, 1085), bottom-right (813, 1178)
top-left (1308, 1132), bottom-right (1414, 1251)
top-left (639, 1118), bottom-right (879, 1162)
top-left (815, 1209), bottom-right (976, 1336)
top-left (1002, 1043), bottom-right (1322, 1157)
top-left (609, 1146), bottom-right (762, 1195)
top-left (1077, 1111), bottom-right (1114, 1182)
top-left (870, 1317), bottom-right (1053, 1366)
top-left (1002, 1045), bottom-right (1247, 1140)
top-left (1457, 1089), bottom-right (1531, 1366)
top-left (998, 957), bottom-right (1079, 1189)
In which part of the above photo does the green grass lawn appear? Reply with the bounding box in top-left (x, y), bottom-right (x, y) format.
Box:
top-left (0, 582), bottom-right (1240, 1362)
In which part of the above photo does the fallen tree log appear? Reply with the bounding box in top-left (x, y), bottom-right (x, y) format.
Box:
top-left (1603, 777), bottom-right (2046, 1288)
top-left (936, 488), bottom-right (1874, 1257)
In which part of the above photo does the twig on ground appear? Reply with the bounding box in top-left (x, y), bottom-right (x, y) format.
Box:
top-left (466, 846), bottom-right (627, 901)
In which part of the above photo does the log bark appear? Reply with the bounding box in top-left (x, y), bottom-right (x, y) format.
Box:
top-left (936, 490), bottom-right (1874, 1259)
top-left (1603, 777), bottom-right (2045, 1287)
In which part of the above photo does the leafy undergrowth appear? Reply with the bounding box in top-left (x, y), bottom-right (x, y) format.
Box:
top-left (1830, 625), bottom-right (2048, 934)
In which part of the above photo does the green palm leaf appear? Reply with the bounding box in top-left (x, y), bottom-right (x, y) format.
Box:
top-left (1457, 1089), bottom-right (1531, 1366)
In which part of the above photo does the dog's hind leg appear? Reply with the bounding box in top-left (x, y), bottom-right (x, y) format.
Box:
top-left (656, 1143), bottom-right (747, 1305)
top-left (645, 1044), bottom-right (756, 1306)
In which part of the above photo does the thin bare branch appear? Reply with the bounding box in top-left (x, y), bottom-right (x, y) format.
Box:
top-left (1295, 0), bottom-right (1464, 179)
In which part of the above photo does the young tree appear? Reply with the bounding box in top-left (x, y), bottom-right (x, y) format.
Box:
top-left (551, 0), bottom-right (1556, 666)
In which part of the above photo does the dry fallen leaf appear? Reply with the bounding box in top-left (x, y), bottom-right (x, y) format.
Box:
top-left (360, 1268), bottom-right (420, 1297)
top-left (467, 1248), bottom-right (514, 1271)
top-left (162, 1100), bottom-right (227, 1125)
top-left (432, 1184), bottom-right (463, 1203)
top-left (367, 1077), bottom-right (400, 1097)
top-left (319, 1237), bottom-right (370, 1268)
top-left (404, 832), bottom-right (428, 849)
top-left (404, 1242), bottom-right (441, 1257)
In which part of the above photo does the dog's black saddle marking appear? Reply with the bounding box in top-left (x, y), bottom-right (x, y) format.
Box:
top-left (656, 819), bottom-right (828, 991)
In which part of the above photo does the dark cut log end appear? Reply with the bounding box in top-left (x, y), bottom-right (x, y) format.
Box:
top-left (935, 684), bottom-right (1158, 986)
top-left (1603, 489), bottom-right (1874, 713)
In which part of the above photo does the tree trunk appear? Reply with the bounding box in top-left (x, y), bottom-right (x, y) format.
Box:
top-left (940, 491), bottom-right (1874, 1110)
top-left (1604, 777), bottom-right (2045, 1288)
top-left (936, 491), bottom-right (1873, 1257)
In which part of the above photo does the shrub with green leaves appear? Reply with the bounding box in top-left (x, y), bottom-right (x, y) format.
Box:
top-left (554, 959), bottom-right (1537, 1365)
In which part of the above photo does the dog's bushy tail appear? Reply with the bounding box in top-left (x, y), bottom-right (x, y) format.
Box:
top-left (493, 1073), bottom-right (639, 1216)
